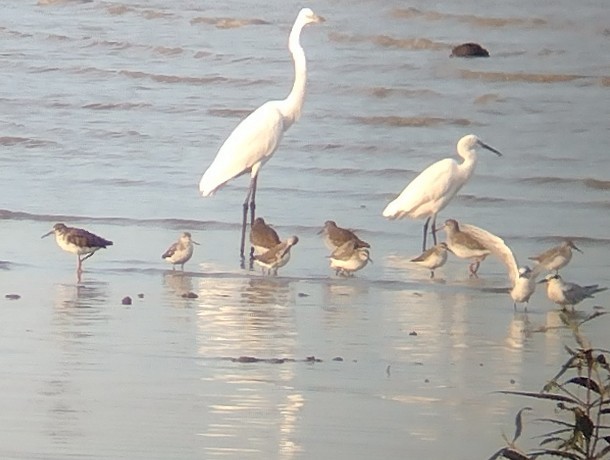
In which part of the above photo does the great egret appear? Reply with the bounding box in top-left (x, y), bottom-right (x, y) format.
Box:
top-left (162, 232), bottom-right (199, 271)
top-left (539, 274), bottom-right (607, 309)
top-left (329, 239), bottom-right (372, 276)
top-left (199, 8), bottom-right (324, 264)
top-left (410, 242), bottom-right (448, 279)
top-left (253, 236), bottom-right (299, 275)
top-left (529, 240), bottom-right (582, 274)
top-left (457, 221), bottom-right (544, 309)
top-left (250, 217), bottom-right (281, 255)
top-left (42, 223), bottom-right (113, 282)
top-left (382, 134), bottom-right (502, 251)
top-left (319, 220), bottom-right (370, 251)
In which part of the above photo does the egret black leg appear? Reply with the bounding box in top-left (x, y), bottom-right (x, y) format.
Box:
top-left (422, 216), bottom-right (431, 252)
top-left (248, 176), bottom-right (258, 269)
top-left (431, 215), bottom-right (438, 246)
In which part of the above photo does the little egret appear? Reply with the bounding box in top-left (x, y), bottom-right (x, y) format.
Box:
top-left (382, 134), bottom-right (502, 251)
top-left (162, 232), bottom-right (199, 271)
top-left (199, 8), bottom-right (324, 264)
top-left (410, 242), bottom-right (448, 279)
top-left (539, 274), bottom-right (607, 310)
top-left (42, 223), bottom-right (113, 282)
top-left (529, 240), bottom-right (582, 274)
top-left (319, 220), bottom-right (370, 251)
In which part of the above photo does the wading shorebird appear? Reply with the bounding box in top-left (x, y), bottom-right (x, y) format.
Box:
top-left (329, 239), bottom-right (372, 277)
top-left (539, 274), bottom-right (607, 310)
top-left (162, 232), bottom-right (199, 271)
top-left (410, 242), bottom-right (448, 279)
top-left (254, 236), bottom-right (299, 276)
top-left (198, 9), bottom-right (324, 265)
top-left (382, 134), bottom-right (502, 252)
top-left (42, 223), bottom-right (113, 281)
top-left (250, 217), bottom-right (281, 256)
top-left (440, 219), bottom-right (490, 277)
top-left (529, 240), bottom-right (582, 274)
top-left (319, 220), bottom-right (370, 251)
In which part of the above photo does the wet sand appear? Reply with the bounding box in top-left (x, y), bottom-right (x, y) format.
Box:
top-left (2, 223), bottom-right (608, 459)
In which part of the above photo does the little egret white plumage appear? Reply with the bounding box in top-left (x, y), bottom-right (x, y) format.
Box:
top-left (382, 134), bottom-right (502, 251)
top-left (198, 8), bottom-right (324, 264)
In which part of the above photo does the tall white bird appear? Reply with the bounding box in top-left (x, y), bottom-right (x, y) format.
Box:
top-left (382, 134), bottom-right (502, 251)
top-left (445, 220), bottom-right (543, 309)
top-left (199, 8), bottom-right (324, 263)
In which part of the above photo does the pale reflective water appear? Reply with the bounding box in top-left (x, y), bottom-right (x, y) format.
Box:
top-left (1, 0), bottom-right (609, 458)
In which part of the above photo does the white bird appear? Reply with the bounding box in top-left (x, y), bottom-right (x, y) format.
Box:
top-left (198, 8), bottom-right (324, 263)
top-left (539, 274), bottom-right (607, 309)
top-left (529, 240), bottom-right (582, 274)
top-left (382, 134), bottom-right (502, 251)
top-left (445, 220), bottom-right (544, 309)
top-left (254, 236), bottom-right (299, 275)
top-left (162, 232), bottom-right (199, 271)
top-left (329, 239), bottom-right (372, 276)
top-left (410, 242), bottom-right (448, 279)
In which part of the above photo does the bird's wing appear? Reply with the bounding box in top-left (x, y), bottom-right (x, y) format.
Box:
top-left (382, 159), bottom-right (459, 219)
top-left (66, 228), bottom-right (113, 248)
top-left (162, 242), bottom-right (178, 259)
top-left (330, 240), bottom-right (357, 260)
top-left (410, 246), bottom-right (435, 262)
top-left (255, 241), bottom-right (287, 263)
top-left (528, 244), bottom-right (558, 262)
top-left (199, 102), bottom-right (285, 196)
top-left (460, 223), bottom-right (518, 283)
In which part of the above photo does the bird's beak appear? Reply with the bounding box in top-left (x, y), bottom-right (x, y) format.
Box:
top-left (573, 244), bottom-right (583, 253)
top-left (313, 14), bottom-right (326, 23)
top-left (316, 228), bottom-right (324, 235)
top-left (480, 142), bottom-right (502, 157)
top-left (537, 279), bottom-right (548, 284)
top-left (192, 240), bottom-right (201, 246)
top-left (41, 230), bottom-right (54, 239)
top-left (368, 256), bottom-right (374, 264)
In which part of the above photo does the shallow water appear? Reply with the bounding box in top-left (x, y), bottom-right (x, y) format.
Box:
top-left (1, 0), bottom-right (609, 458)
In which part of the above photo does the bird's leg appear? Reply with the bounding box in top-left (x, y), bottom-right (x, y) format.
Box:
top-left (248, 176), bottom-right (258, 267)
top-left (430, 270), bottom-right (434, 279)
top-left (422, 216), bottom-right (431, 252)
top-left (240, 184), bottom-right (254, 266)
top-left (431, 215), bottom-right (438, 246)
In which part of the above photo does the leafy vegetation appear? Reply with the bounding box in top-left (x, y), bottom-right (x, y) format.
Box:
top-left (490, 311), bottom-right (610, 460)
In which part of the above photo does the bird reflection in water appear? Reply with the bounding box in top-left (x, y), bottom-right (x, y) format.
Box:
top-left (53, 279), bottom-right (109, 310)
top-left (163, 271), bottom-right (195, 299)
top-left (241, 276), bottom-right (291, 306)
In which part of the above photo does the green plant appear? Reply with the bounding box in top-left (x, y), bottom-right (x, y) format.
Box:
top-left (490, 311), bottom-right (610, 460)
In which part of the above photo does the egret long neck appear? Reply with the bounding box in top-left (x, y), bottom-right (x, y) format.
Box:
top-left (279, 19), bottom-right (307, 129)
top-left (458, 150), bottom-right (478, 182)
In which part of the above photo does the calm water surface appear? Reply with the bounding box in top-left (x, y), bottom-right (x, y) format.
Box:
top-left (1, 0), bottom-right (609, 458)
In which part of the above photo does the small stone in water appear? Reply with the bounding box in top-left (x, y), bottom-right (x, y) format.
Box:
top-left (5, 294), bottom-right (21, 300)
top-left (121, 296), bottom-right (132, 305)
top-left (181, 292), bottom-right (198, 299)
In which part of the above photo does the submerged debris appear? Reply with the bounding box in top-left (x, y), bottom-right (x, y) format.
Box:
top-left (450, 42), bottom-right (490, 57)
top-left (121, 296), bottom-right (132, 305)
top-left (5, 294), bottom-right (21, 300)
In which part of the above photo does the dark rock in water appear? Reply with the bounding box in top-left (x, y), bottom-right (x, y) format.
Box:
top-left (137, 293), bottom-right (144, 299)
top-left (450, 43), bottom-right (490, 58)
top-left (235, 356), bottom-right (260, 363)
top-left (181, 291), bottom-right (198, 299)
top-left (332, 356), bottom-right (344, 362)
top-left (5, 294), bottom-right (21, 300)
top-left (121, 296), bottom-right (132, 305)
